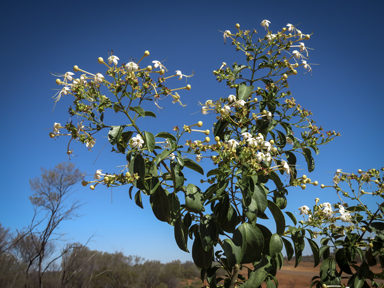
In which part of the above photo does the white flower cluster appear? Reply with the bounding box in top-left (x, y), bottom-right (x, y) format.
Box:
top-left (298, 202), bottom-right (352, 223)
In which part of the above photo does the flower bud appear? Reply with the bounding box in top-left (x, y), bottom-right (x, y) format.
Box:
top-left (215, 136), bottom-right (220, 142)
top-left (315, 198), bottom-right (320, 203)
top-left (159, 69), bottom-right (165, 75)
top-left (320, 184), bottom-right (325, 188)
top-left (67, 150), bottom-right (73, 155)
top-left (204, 130), bottom-right (210, 135)
top-left (56, 79), bottom-right (62, 85)
top-left (98, 57), bottom-right (104, 64)
top-left (235, 23), bottom-right (240, 29)
top-left (82, 180), bottom-right (88, 187)
top-left (212, 156), bottom-right (217, 161)
top-left (302, 175), bottom-right (307, 180)
top-left (73, 65), bottom-right (80, 72)
top-left (49, 132), bottom-right (56, 138)
top-left (292, 69), bottom-right (297, 75)
top-left (90, 185), bottom-right (95, 190)
top-left (313, 181), bottom-right (318, 186)
top-left (147, 65), bottom-right (153, 71)
top-left (358, 169), bottom-right (362, 173)
top-left (282, 27), bottom-right (287, 32)
top-left (205, 137), bottom-right (210, 142)
top-left (282, 74), bottom-right (288, 80)
top-left (301, 185), bottom-right (306, 190)
top-left (197, 121), bottom-right (203, 127)
top-left (186, 84), bottom-right (191, 90)
top-left (269, 139), bottom-right (274, 145)
top-left (272, 147), bottom-right (277, 153)
top-left (253, 98), bottom-right (258, 102)
top-left (144, 50), bottom-right (150, 56)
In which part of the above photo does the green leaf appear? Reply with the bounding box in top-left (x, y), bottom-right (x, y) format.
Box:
top-left (233, 223), bottom-right (264, 263)
top-left (335, 248), bottom-right (353, 274)
top-left (307, 238), bottom-right (320, 267)
top-left (222, 239), bottom-right (242, 267)
top-left (129, 106), bottom-right (145, 117)
top-left (108, 126), bottom-right (124, 145)
top-left (128, 186), bottom-right (134, 200)
top-left (155, 132), bottom-right (177, 142)
top-left (144, 110), bottom-right (156, 118)
top-left (213, 119), bottom-right (229, 140)
top-left (144, 131), bottom-right (155, 153)
top-left (174, 216), bottom-right (189, 252)
top-left (269, 234), bottom-right (283, 258)
top-left (150, 186), bottom-right (170, 223)
top-left (285, 211), bottom-right (297, 226)
top-left (200, 215), bottom-right (217, 252)
top-left (269, 171), bottom-right (284, 192)
top-left (237, 83), bottom-right (254, 101)
top-left (168, 192), bottom-right (181, 225)
top-left (207, 168), bottom-right (224, 177)
top-left (302, 148), bottom-right (315, 172)
top-left (214, 194), bottom-right (230, 225)
top-left (155, 149), bottom-right (172, 164)
top-left (282, 237), bottom-right (294, 260)
top-left (221, 205), bottom-right (238, 233)
top-left (171, 162), bottom-right (184, 192)
top-left (183, 158), bottom-right (204, 175)
top-left (242, 258), bottom-right (269, 288)
top-left (267, 200), bottom-right (285, 235)
top-left (134, 153), bottom-right (146, 188)
top-left (192, 236), bottom-right (212, 270)
top-left (185, 184), bottom-right (204, 213)
top-left (134, 190), bottom-right (143, 209)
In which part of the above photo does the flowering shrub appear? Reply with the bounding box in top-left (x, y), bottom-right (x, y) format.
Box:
top-left (297, 168), bottom-right (384, 288)
top-left (50, 20), bottom-right (342, 287)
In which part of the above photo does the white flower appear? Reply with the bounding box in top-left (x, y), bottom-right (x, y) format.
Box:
top-left (221, 105), bottom-right (231, 115)
top-left (228, 139), bottom-right (239, 150)
top-left (262, 141), bottom-right (271, 151)
top-left (152, 60), bottom-right (167, 71)
top-left (242, 132), bottom-right (252, 140)
top-left (94, 169), bottom-right (103, 180)
top-left (338, 205), bottom-right (345, 214)
top-left (266, 34), bottom-right (277, 41)
top-left (255, 134), bottom-right (264, 144)
top-left (247, 138), bottom-right (257, 147)
top-left (223, 30), bottom-right (231, 44)
top-left (169, 153), bottom-right (175, 160)
top-left (205, 100), bottom-right (215, 107)
top-left (323, 206), bottom-right (333, 219)
top-left (313, 230), bottom-right (319, 238)
top-left (86, 138), bottom-right (96, 150)
top-left (228, 94), bottom-right (236, 103)
top-left (196, 154), bottom-right (202, 162)
top-left (323, 202), bottom-right (332, 209)
top-left (263, 152), bottom-right (272, 162)
top-left (336, 169), bottom-right (342, 176)
top-left (234, 100), bottom-right (246, 108)
top-left (286, 23), bottom-right (294, 31)
top-left (108, 55), bottom-right (120, 66)
top-left (175, 70), bottom-right (183, 80)
top-left (340, 212), bottom-right (352, 222)
top-left (281, 160), bottom-right (290, 175)
top-left (201, 106), bottom-right (209, 115)
top-left (301, 60), bottom-right (312, 73)
top-left (126, 62), bottom-right (138, 72)
top-left (298, 205), bottom-right (309, 215)
top-left (292, 50), bottom-right (304, 59)
top-left (64, 72), bottom-right (74, 82)
top-left (286, 137), bottom-right (293, 145)
top-left (261, 20), bottom-right (271, 30)
top-left (131, 134), bottom-right (144, 149)
top-left (266, 111), bottom-right (272, 121)
top-left (94, 73), bottom-right (104, 83)
top-left (333, 175), bottom-right (340, 185)
top-left (299, 42), bottom-right (309, 57)
top-left (256, 152), bottom-right (264, 163)
top-left (164, 139), bottom-right (170, 149)
top-left (53, 122), bottom-right (62, 134)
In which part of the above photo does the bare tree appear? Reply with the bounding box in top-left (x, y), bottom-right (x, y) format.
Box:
top-left (19, 162), bottom-right (85, 288)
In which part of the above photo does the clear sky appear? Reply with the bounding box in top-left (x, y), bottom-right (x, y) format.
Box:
top-left (1, 0), bottom-right (383, 263)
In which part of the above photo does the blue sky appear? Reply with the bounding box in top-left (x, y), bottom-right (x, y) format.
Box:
top-left (1, 0), bottom-right (383, 263)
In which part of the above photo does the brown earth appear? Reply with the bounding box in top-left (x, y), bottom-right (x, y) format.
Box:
top-left (181, 261), bottom-right (384, 288)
